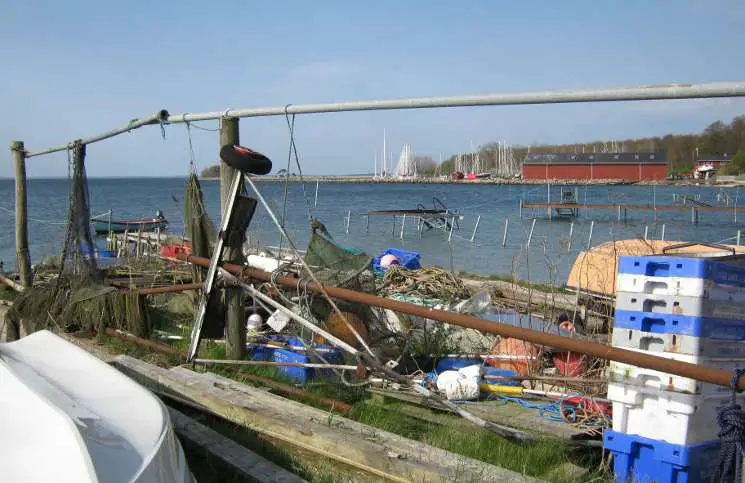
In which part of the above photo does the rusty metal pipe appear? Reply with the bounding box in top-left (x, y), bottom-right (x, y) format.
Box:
top-left (235, 372), bottom-right (353, 415)
top-left (135, 283), bottom-right (203, 295)
top-left (105, 328), bottom-right (184, 356)
top-left (178, 253), bottom-right (745, 391)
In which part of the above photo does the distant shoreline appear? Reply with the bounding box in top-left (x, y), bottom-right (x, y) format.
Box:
top-left (199, 174), bottom-right (739, 187)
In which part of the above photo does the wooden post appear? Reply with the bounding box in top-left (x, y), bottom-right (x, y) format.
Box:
top-left (644, 225), bottom-right (649, 241)
top-left (12, 141), bottom-right (31, 290)
top-left (470, 215), bottom-right (481, 242)
top-left (660, 224), bottom-right (666, 242)
top-left (220, 117), bottom-right (245, 360)
top-left (527, 218), bottom-right (536, 247)
top-left (567, 222), bottom-right (574, 252)
top-left (587, 220), bottom-right (594, 250)
top-left (136, 226), bottom-right (143, 257)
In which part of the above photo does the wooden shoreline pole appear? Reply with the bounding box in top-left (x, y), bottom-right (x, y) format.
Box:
top-left (12, 141), bottom-right (31, 288)
top-left (10, 141), bottom-right (28, 340)
top-left (219, 117), bottom-right (245, 360)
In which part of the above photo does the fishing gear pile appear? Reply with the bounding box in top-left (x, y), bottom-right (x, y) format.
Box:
top-left (8, 141), bottom-right (152, 337)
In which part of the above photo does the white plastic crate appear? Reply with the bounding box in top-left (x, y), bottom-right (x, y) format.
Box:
top-left (615, 290), bottom-right (745, 320)
top-left (608, 381), bottom-right (743, 445)
top-left (616, 272), bottom-right (745, 302)
top-left (611, 327), bottom-right (745, 358)
top-left (608, 348), bottom-right (745, 397)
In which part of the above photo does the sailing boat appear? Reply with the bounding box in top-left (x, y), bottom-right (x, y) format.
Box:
top-left (394, 144), bottom-right (417, 179)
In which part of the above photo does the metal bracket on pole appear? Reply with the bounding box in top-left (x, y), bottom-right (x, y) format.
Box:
top-left (187, 171), bottom-right (244, 362)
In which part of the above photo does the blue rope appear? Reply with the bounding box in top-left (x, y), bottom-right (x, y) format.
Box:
top-left (714, 369), bottom-right (745, 483)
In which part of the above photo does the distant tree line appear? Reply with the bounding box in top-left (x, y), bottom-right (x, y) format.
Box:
top-left (437, 115), bottom-right (745, 176)
top-left (200, 164), bottom-right (220, 178)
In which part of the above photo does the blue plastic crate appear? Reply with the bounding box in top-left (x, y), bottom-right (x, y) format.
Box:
top-left (373, 248), bottom-right (421, 273)
top-left (482, 367), bottom-right (521, 387)
top-left (435, 357), bottom-right (482, 373)
top-left (614, 309), bottom-right (745, 339)
top-left (247, 335), bottom-right (343, 384)
top-left (618, 255), bottom-right (745, 288)
top-left (604, 430), bottom-right (720, 483)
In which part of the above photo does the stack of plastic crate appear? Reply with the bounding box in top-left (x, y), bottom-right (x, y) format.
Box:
top-left (605, 253), bottom-right (745, 483)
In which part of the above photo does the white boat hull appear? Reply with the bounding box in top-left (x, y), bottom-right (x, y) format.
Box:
top-left (0, 330), bottom-right (195, 483)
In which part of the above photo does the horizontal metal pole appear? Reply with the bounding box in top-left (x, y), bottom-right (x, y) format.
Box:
top-left (178, 253), bottom-right (745, 391)
top-left (167, 81), bottom-right (745, 122)
top-left (22, 81), bottom-right (745, 159)
top-left (25, 110), bottom-right (169, 158)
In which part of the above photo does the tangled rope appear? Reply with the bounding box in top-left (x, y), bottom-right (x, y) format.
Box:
top-left (713, 369), bottom-right (745, 483)
top-left (379, 266), bottom-right (471, 302)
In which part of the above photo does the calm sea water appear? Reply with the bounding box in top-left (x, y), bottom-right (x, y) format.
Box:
top-left (0, 178), bottom-right (742, 284)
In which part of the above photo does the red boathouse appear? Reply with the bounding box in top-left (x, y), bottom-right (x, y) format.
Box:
top-left (521, 152), bottom-right (667, 181)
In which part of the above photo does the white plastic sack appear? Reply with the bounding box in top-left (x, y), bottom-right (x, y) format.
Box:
top-left (435, 365), bottom-right (481, 401)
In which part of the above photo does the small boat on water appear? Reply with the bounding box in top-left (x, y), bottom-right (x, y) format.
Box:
top-left (0, 330), bottom-right (195, 483)
top-left (91, 210), bottom-right (168, 234)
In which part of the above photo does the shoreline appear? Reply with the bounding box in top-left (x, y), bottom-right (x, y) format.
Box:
top-left (200, 174), bottom-right (738, 187)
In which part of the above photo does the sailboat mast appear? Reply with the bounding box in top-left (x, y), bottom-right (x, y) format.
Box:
top-left (382, 129), bottom-right (387, 177)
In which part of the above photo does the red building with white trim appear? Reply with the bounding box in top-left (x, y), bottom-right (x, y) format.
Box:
top-left (521, 152), bottom-right (667, 181)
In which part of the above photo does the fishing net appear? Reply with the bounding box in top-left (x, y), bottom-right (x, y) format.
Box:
top-left (183, 170), bottom-right (226, 337)
top-left (7, 141), bottom-right (153, 338)
top-left (301, 219), bottom-right (396, 349)
top-left (184, 171), bottom-right (216, 281)
top-left (57, 141), bottom-right (99, 281)
top-left (304, 219), bottom-right (374, 293)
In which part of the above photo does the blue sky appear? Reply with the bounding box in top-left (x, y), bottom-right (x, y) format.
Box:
top-left (1, 0), bottom-right (744, 177)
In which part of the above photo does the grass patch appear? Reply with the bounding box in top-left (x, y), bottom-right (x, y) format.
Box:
top-left (352, 400), bottom-right (606, 482)
top-left (0, 285), bottom-right (17, 302)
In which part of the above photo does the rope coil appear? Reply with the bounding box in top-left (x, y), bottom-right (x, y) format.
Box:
top-left (714, 368), bottom-right (745, 483)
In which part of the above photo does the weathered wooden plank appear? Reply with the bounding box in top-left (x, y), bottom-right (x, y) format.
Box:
top-left (167, 406), bottom-right (307, 483)
top-left (113, 355), bottom-right (540, 483)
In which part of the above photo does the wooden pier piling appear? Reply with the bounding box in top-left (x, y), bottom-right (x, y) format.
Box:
top-left (470, 215), bottom-right (481, 242)
top-left (527, 218), bottom-right (536, 247)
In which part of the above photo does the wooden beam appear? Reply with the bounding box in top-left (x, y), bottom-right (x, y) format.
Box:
top-left (167, 406), bottom-right (307, 483)
top-left (113, 356), bottom-right (538, 483)
top-left (219, 116), bottom-right (245, 360)
top-left (11, 141), bottom-right (31, 289)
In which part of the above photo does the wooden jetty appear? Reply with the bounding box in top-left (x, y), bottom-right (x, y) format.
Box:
top-left (522, 201), bottom-right (745, 223)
